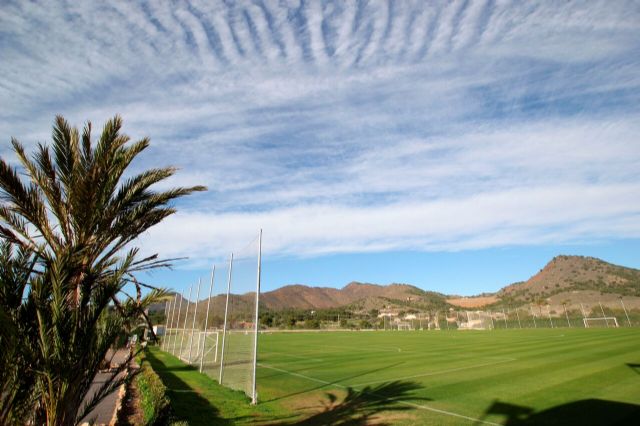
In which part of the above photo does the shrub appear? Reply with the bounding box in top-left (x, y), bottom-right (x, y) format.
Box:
top-left (137, 353), bottom-right (170, 425)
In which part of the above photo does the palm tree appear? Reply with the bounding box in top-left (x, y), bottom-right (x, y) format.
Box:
top-left (0, 115), bottom-right (205, 425)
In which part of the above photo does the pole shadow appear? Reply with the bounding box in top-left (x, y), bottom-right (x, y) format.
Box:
top-left (476, 398), bottom-right (640, 425)
top-left (627, 363), bottom-right (640, 375)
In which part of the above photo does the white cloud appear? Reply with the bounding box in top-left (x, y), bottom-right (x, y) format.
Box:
top-left (1, 0), bottom-right (639, 267)
top-left (139, 181), bottom-right (640, 264)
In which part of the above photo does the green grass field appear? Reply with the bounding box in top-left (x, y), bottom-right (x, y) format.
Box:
top-left (253, 328), bottom-right (640, 425)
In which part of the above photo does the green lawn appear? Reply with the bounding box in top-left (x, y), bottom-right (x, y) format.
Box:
top-left (155, 328), bottom-right (640, 425)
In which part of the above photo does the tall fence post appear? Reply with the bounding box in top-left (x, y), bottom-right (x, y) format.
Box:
top-left (179, 285), bottom-right (193, 360)
top-left (251, 230), bottom-right (263, 405)
top-left (162, 295), bottom-right (176, 351)
top-left (620, 297), bottom-right (632, 327)
top-left (188, 278), bottom-right (202, 363)
top-left (173, 289), bottom-right (186, 355)
top-left (200, 265), bottom-right (216, 373)
top-left (219, 253), bottom-right (234, 385)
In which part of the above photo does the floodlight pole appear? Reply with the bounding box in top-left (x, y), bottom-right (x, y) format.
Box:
top-left (173, 289), bottom-right (186, 355)
top-left (200, 265), bottom-right (216, 373)
top-left (188, 278), bottom-right (202, 363)
top-left (598, 302), bottom-right (609, 328)
top-left (219, 253), bottom-right (233, 385)
top-left (251, 229), bottom-right (263, 405)
top-left (179, 285), bottom-right (193, 359)
top-left (620, 297), bottom-right (631, 327)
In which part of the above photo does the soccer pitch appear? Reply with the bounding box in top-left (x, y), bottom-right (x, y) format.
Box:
top-left (256, 328), bottom-right (640, 425)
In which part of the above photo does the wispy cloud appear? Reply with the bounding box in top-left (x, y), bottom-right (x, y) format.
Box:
top-left (1, 0), bottom-right (639, 264)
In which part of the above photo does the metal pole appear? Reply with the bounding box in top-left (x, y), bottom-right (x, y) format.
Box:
top-left (171, 293), bottom-right (180, 350)
top-left (599, 302), bottom-right (609, 328)
top-left (188, 278), bottom-right (202, 363)
top-left (620, 298), bottom-right (632, 327)
top-left (169, 294), bottom-right (179, 352)
top-left (200, 265), bottom-right (216, 373)
top-left (580, 303), bottom-right (587, 327)
top-left (219, 253), bottom-right (233, 384)
top-left (547, 305), bottom-right (554, 328)
top-left (488, 310), bottom-right (495, 330)
top-left (251, 229), bottom-right (263, 405)
top-left (530, 306), bottom-right (537, 328)
top-left (502, 308), bottom-right (508, 329)
top-left (564, 303), bottom-right (570, 327)
top-left (160, 300), bottom-right (169, 346)
top-left (514, 308), bottom-right (522, 329)
top-left (162, 299), bottom-right (173, 350)
top-left (179, 285), bottom-right (193, 360)
top-left (172, 289), bottom-right (186, 355)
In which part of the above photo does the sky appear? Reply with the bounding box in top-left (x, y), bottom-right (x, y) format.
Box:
top-left (1, 1), bottom-right (640, 296)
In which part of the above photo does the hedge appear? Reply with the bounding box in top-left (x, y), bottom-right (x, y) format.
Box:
top-left (136, 352), bottom-right (171, 425)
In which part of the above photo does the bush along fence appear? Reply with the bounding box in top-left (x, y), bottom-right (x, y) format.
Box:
top-left (136, 351), bottom-right (171, 425)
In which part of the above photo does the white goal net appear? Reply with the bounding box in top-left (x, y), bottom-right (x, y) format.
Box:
top-left (583, 317), bottom-right (619, 328)
top-left (459, 311), bottom-right (493, 330)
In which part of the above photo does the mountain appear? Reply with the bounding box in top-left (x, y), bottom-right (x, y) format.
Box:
top-left (497, 255), bottom-right (640, 306)
top-left (155, 255), bottom-right (640, 314)
top-left (261, 282), bottom-right (448, 311)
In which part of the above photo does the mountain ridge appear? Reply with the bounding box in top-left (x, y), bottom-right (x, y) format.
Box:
top-left (154, 255), bottom-right (640, 313)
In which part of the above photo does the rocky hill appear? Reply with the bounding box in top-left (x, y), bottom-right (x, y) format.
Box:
top-left (497, 255), bottom-right (640, 306)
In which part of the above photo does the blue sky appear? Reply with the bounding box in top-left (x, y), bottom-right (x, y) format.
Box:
top-left (1, 1), bottom-right (640, 296)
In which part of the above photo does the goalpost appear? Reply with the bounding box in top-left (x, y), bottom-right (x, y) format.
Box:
top-left (459, 311), bottom-right (493, 330)
top-left (189, 330), bottom-right (220, 364)
top-left (397, 322), bottom-right (413, 331)
top-left (583, 317), bottom-right (619, 328)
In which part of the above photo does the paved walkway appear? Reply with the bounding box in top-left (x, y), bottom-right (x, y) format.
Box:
top-left (80, 348), bottom-right (129, 426)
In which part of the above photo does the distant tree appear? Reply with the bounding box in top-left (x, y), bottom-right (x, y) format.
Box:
top-left (306, 318), bottom-right (320, 329)
top-left (359, 319), bottom-right (372, 329)
top-left (0, 116), bottom-right (205, 425)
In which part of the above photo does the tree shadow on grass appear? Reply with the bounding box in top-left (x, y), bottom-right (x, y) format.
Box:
top-left (144, 350), bottom-right (232, 426)
top-left (476, 399), bottom-right (640, 426)
top-left (262, 361), bottom-right (406, 404)
top-left (273, 380), bottom-right (427, 426)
